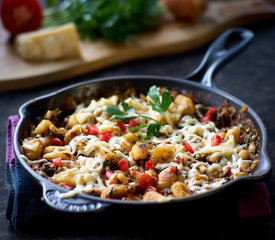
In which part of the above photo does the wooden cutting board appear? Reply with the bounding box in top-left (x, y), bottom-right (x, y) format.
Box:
top-left (0, 0), bottom-right (274, 92)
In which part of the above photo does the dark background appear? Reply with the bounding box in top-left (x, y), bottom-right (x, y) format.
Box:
top-left (0, 1), bottom-right (275, 239)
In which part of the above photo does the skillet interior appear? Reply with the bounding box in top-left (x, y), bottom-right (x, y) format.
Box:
top-left (14, 75), bottom-right (271, 210)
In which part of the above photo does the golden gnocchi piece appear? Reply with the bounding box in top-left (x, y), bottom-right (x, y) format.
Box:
top-left (158, 167), bottom-right (178, 189)
top-left (32, 120), bottom-right (52, 136)
top-left (100, 150), bottom-right (120, 166)
top-left (129, 142), bottom-right (151, 161)
top-left (150, 145), bottom-right (174, 164)
top-left (108, 172), bottom-right (129, 185)
top-left (43, 150), bottom-right (72, 161)
top-left (225, 128), bottom-right (240, 145)
top-left (171, 182), bottom-right (191, 198)
top-left (100, 184), bottom-right (128, 199)
top-left (143, 191), bottom-right (164, 201)
top-left (64, 125), bottom-right (87, 144)
top-left (174, 94), bottom-right (196, 116)
top-left (22, 138), bottom-right (44, 160)
top-left (66, 114), bottom-right (79, 129)
top-left (121, 132), bottom-right (139, 152)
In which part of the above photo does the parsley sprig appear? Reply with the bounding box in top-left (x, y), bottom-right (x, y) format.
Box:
top-left (104, 86), bottom-right (173, 136)
top-left (43, 0), bottom-right (163, 43)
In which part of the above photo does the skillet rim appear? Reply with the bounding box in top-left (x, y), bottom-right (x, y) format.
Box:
top-left (13, 75), bottom-right (272, 207)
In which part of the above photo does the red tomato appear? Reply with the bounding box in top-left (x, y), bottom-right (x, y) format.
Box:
top-left (51, 137), bottom-right (63, 146)
top-left (182, 142), bottom-right (194, 154)
top-left (99, 131), bottom-right (112, 142)
top-left (118, 123), bottom-right (127, 132)
top-left (117, 160), bottom-right (129, 172)
top-left (105, 170), bottom-right (114, 180)
top-left (145, 161), bottom-right (154, 170)
top-left (128, 119), bottom-right (139, 128)
top-left (87, 125), bottom-right (99, 136)
top-left (211, 135), bottom-right (222, 146)
top-left (137, 173), bottom-right (157, 190)
top-left (201, 107), bottom-right (216, 123)
top-left (52, 157), bottom-right (62, 167)
top-left (0, 0), bottom-right (42, 35)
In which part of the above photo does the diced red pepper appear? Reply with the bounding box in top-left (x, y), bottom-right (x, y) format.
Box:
top-left (117, 160), bottom-right (129, 172)
top-left (51, 137), bottom-right (63, 146)
top-left (182, 142), bottom-right (194, 154)
top-left (145, 160), bottom-right (154, 170)
top-left (61, 183), bottom-right (72, 190)
top-left (201, 107), bottom-right (216, 123)
top-left (201, 115), bottom-right (211, 123)
top-left (118, 122), bottom-right (127, 132)
top-left (105, 170), bottom-right (114, 180)
top-left (211, 135), bottom-right (222, 146)
top-left (99, 131), bottom-right (112, 142)
top-left (87, 125), bottom-right (99, 136)
top-left (52, 157), bottom-right (62, 167)
top-left (137, 173), bottom-right (157, 190)
top-left (128, 119), bottom-right (139, 128)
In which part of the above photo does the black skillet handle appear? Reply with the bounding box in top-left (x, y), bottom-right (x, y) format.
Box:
top-left (184, 28), bottom-right (254, 88)
top-left (41, 181), bottom-right (110, 213)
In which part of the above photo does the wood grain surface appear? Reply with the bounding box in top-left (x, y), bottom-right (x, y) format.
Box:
top-left (0, 0), bottom-right (274, 91)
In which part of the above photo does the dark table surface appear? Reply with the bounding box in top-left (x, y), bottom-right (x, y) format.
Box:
top-left (1, 20), bottom-right (275, 239)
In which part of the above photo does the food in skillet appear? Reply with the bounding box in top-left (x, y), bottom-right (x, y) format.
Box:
top-left (20, 86), bottom-right (259, 202)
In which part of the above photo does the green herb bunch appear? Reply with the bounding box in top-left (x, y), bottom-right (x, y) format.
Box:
top-left (104, 86), bottom-right (174, 136)
top-left (43, 0), bottom-right (163, 42)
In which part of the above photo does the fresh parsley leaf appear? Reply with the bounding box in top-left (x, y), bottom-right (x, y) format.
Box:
top-left (161, 90), bottom-right (174, 113)
top-left (104, 101), bottom-right (137, 120)
top-left (121, 101), bottom-right (136, 117)
top-left (43, 0), bottom-right (163, 43)
top-left (104, 105), bottom-right (126, 120)
top-left (147, 122), bottom-right (162, 136)
top-left (148, 85), bottom-right (174, 119)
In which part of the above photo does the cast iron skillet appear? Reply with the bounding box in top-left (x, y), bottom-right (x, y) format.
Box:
top-left (14, 28), bottom-right (271, 213)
